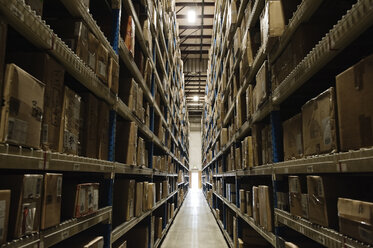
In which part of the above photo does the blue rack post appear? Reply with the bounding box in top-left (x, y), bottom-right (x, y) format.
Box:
top-left (104, 2), bottom-right (122, 247)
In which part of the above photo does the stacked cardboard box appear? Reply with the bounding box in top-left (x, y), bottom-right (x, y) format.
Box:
top-left (0, 190), bottom-right (10, 244)
top-left (116, 121), bottom-right (138, 165)
top-left (0, 64), bottom-right (45, 149)
top-left (260, 0), bottom-right (285, 51)
top-left (41, 173), bottom-right (63, 230)
top-left (283, 114), bottom-right (303, 160)
top-left (113, 179), bottom-right (135, 225)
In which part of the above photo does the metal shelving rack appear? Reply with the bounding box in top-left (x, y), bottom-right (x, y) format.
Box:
top-left (0, 0), bottom-right (190, 247)
top-left (202, 0), bottom-right (373, 247)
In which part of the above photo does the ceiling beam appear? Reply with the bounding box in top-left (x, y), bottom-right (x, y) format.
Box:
top-left (177, 14), bottom-right (214, 19)
top-left (176, 2), bottom-right (215, 7)
top-left (180, 43), bottom-right (210, 47)
top-left (182, 50), bottom-right (208, 54)
top-left (179, 25), bottom-right (213, 30)
top-left (180, 35), bottom-right (212, 39)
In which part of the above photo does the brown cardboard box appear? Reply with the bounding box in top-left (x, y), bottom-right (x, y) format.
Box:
top-left (260, 0), bottom-right (285, 51)
top-left (246, 191), bottom-right (252, 216)
top-left (96, 43), bottom-right (109, 84)
top-left (84, 236), bottom-right (104, 248)
top-left (87, 32), bottom-right (99, 71)
top-left (240, 189), bottom-right (246, 213)
top-left (162, 181), bottom-right (168, 199)
top-left (7, 53), bottom-right (65, 151)
top-left (235, 147), bottom-right (242, 170)
top-left (233, 216), bottom-right (237, 248)
top-left (288, 176), bottom-right (302, 217)
top-left (0, 190), bottom-right (10, 244)
top-left (123, 15), bottom-right (135, 56)
top-left (336, 54), bottom-right (373, 151)
top-left (307, 176), bottom-right (337, 227)
top-left (252, 124), bottom-right (263, 166)
top-left (41, 173), bottom-right (62, 229)
top-left (242, 32), bottom-right (255, 72)
top-left (59, 87), bottom-right (81, 155)
top-left (252, 186), bottom-right (259, 224)
top-left (283, 114), bottom-right (303, 160)
top-left (236, 93), bottom-right (246, 128)
top-left (338, 198), bottom-right (373, 245)
top-left (156, 182), bottom-right (162, 202)
top-left (148, 183), bottom-right (155, 209)
top-left (238, 238), bottom-right (244, 248)
top-left (116, 121), bottom-right (137, 164)
top-left (221, 128), bottom-right (228, 147)
top-left (25, 0), bottom-right (43, 16)
top-left (302, 88), bottom-right (337, 156)
top-left (108, 57), bottom-right (119, 94)
top-left (0, 175), bottom-right (43, 239)
top-left (137, 137), bottom-right (145, 166)
top-left (136, 87), bottom-right (144, 119)
top-left (155, 217), bottom-right (163, 239)
top-left (135, 182), bottom-right (143, 217)
top-left (170, 203), bottom-right (174, 218)
top-left (246, 84), bottom-right (253, 120)
top-left (0, 64), bottom-right (45, 148)
top-left (97, 101), bottom-right (109, 160)
top-left (121, 79), bottom-right (137, 112)
top-left (73, 183), bottom-right (99, 218)
top-left (113, 179), bottom-right (135, 225)
top-left (80, 93), bottom-right (98, 158)
top-left (258, 185), bottom-right (272, 232)
top-left (254, 61), bottom-right (269, 112)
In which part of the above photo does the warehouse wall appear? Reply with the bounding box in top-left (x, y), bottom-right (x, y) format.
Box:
top-left (189, 122), bottom-right (202, 170)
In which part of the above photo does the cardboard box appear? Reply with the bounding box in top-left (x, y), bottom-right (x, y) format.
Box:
top-left (236, 93), bottom-right (246, 128)
top-left (123, 15), bottom-right (135, 56)
top-left (240, 189), bottom-right (246, 213)
top-left (338, 198), bottom-right (373, 245)
top-left (136, 87), bottom-right (144, 120)
top-left (220, 128), bottom-right (228, 146)
top-left (0, 190), bottom-right (10, 244)
top-left (254, 61), bottom-right (269, 112)
top-left (336, 54), bottom-right (373, 151)
top-left (147, 183), bottom-right (156, 209)
top-left (288, 176), bottom-right (302, 217)
top-left (80, 93), bottom-right (98, 158)
top-left (59, 87), bottom-right (81, 155)
top-left (25, 0), bottom-right (43, 16)
top-left (96, 43), bottom-right (109, 84)
top-left (84, 236), bottom-right (104, 248)
top-left (0, 175), bottom-right (43, 239)
top-left (246, 191), bottom-right (252, 216)
top-left (260, 0), bottom-right (285, 51)
top-left (235, 147), bottom-right (242, 170)
top-left (252, 186), bottom-right (259, 224)
top-left (73, 183), bottom-right (99, 218)
top-left (302, 88), bottom-right (337, 156)
top-left (307, 176), bottom-right (337, 227)
top-left (108, 57), bottom-right (119, 94)
top-left (137, 137), bottom-right (145, 166)
top-left (283, 114), bottom-right (303, 160)
top-left (97, 101), bottom-right (109, 160)
top-left (252, 124), bottom-right (263, 166)
top-left (242, 32), bottom-right (255, 72)
top-left (258, 185), bottom-right (272, 231)
top-left (88, 32), bottom-right (99, 71)
top-left (7, 53), bottom-right (65, 151)
top-left (261, 124), bottom-right (272, 164)
top-left (156, 182), bottom-right (162, 202)
top-left (155, 217), bottom-right (163, 239)
top-left (162, 181), bottom-right (168, 199)
top-left (116, 121), bottom-right (137, 164)
top-left (135, 182), bottom-right (143, 217)
top-left (0, 64), bottom-right (45, 148)
top-left (41, 173), bottom-right (62, 229)
top-left (113, 179), bottom-right (135, 225)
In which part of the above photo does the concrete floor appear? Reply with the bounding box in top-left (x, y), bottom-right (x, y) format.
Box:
top-left (161, 188), bottom-right (228, 248)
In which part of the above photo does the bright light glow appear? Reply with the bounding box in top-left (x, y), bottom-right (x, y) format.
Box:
top-left (188, 10), bottom-right (196, 23)
top-left (192, 172), bottom-right (199, 189)
top-left (193, 95), bottom-right (199, 102)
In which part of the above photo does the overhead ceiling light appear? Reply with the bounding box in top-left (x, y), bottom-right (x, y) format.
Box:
top-left (193, 95), bottom-right (199, 102)
top-left (188, 10), bottom-right (196, 23)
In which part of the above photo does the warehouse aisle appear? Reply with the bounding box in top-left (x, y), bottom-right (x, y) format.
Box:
top-left (161, 188), bottom-right (228, 248)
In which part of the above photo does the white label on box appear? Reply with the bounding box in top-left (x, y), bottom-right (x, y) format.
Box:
top-left (61, 230), bottom-right (69, 240)
top-left (7, 118), bottom-right (28, 145)
top-left (64, 131), bottom-right (78, 152)
top-left (0, 200), bottom-right (5, 240)
top-left (98, 61), bottom-right (107, 78)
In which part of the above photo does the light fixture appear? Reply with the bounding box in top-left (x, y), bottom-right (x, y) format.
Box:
top-left (187, 10), bottom-right (196, 23)
top-left (193, 95), bottom-right (199, 102)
